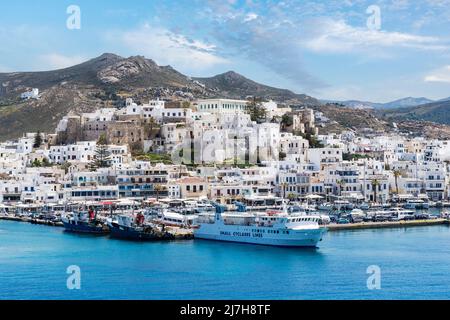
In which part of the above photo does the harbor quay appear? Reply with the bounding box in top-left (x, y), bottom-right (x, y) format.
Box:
top-left (0, 198), bottom-right (448, 243)
top-left (327, 218), bottom-right (449, 231)
top-left (3, 0), bottom-right (450, 304)
top-left (0, 97), bottom-right (450, 246)
top-left (2, 210), bottom-right (447, 232)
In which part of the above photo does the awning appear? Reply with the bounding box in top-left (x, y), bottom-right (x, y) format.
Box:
top-left (304, 194), bottom-right (324, 199)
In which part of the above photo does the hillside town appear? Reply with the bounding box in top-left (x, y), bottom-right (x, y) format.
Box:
top-left (0, 97), bottom-right (449, 215)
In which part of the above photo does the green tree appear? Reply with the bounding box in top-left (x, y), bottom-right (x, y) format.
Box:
top-left (61, 161), bottom-right (72, 174)
top-left (89, 134), bottom-right (111, 171)
top-left (182, 101), bottom-right (191, 109)
top-left (31, 159), bottom-right (42, 167)
top-left (246, 96), bottom-right (267, 123)
top-left (393, 170), bottom-right (401, 194)
top-left (300, 129), bottom-right (323, 148)
top-left (154, 184), bottom-right (167, 200)
top-left (42, 157), bottom-right (51, 167)
top-left (287, 193), bottom-right (297, 201)
top-left (33, 131), bottom-right (43, 149)
top-left (281, 114), bottom-right (293, 130)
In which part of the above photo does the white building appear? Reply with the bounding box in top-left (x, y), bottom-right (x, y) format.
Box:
top-left (21, 88), bottom-right (39, 100)
top-left (195, 99), bottom-right (248, 114)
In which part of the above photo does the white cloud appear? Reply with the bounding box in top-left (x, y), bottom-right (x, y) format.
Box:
top-left (39, 54), bottom-right (86, 70)
top-left (425, 65), bottom-right (450, 83)
top-left (244, 13), bottom-right (258, 22)
top-left (302, 19), bottom-right (448, 54)
top-left (119, 24), bottom-right (229, 72)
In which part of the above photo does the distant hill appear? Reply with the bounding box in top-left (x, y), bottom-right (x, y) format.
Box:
top-left (194, 71), bottom-right (320, 105)
top-left (316, 104), bottom-right (391, 133)
top-left (381, 97), bottom-right (434, 109)
top-left (321, 100), bottom-right (382, 109)
top-left (0, 54), bottom-right (320, 140)
top-left (324, 97), bottom-right (435, 110)
top-left (381, 100), bottom-right (450, 125)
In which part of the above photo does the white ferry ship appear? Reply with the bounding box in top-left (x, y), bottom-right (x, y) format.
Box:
top-left (194, 203), bottom-right (327, 247)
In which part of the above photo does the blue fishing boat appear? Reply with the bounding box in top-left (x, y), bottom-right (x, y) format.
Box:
top-left (107, 214), bottom-right (174, 241)
top-left (62, 211), bottom-right (109, 235)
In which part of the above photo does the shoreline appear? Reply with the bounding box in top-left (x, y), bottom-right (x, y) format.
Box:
top-left (0, 215), bottom-right (64, 227)
top-left (327, 218), bottom-right (449, 231)
top-left (2, 215), bottom-right (449, 233)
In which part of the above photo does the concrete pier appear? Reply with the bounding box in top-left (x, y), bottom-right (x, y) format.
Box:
top-left (0, 215), bottom-right (64, 227)
top-left (328, 218), bottom-right (448, 231)
top-left (166, 226), bottom-right (194, 239)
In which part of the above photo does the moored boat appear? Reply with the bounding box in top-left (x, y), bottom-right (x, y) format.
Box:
top-left (107, 214), bottom-right (175, 241)
top-left (317, 203), bottom-right (333, 211)
top-left (62, 210), bottom-right (109, 235)
top-left (403, 199), bottom-right (430, 210)
top-left (194, 202), bottom-right (327, 247)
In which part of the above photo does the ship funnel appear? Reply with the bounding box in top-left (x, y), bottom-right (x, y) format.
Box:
top-left (209, 200), bottom-right (225, 221)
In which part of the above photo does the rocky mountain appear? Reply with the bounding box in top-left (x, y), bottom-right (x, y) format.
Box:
top-left (194, 71), bottom-right (320, 105)
top-left (0, 54), bottom-right (319, 140)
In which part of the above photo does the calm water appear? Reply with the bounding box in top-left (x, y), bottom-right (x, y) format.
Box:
top-left (1, 219), bottom-right (450, 300)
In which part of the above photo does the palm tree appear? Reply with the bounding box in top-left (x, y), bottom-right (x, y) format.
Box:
top-left (154, 184), bottom-right (165, 200)
top-left (371, 179), bottom-right (380, 203)
top-left (146, 116), bottom-right (157, 140)
top-left (287, 193), bottom-right (297, 201)
top-left (393, 170), bottom-right (401, 194)
top-left (337, 179), bottom-right (346, 196)
top-left (281, 182), bottom-right (288, 198)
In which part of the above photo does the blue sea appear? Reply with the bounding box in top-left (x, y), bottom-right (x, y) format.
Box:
top-left (1, 219), bottom-right (450, 300)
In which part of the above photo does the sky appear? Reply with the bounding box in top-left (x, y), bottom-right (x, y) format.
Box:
top-left (0, 0), bottom-right (449, 102)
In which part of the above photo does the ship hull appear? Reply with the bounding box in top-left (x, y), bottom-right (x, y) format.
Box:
top-left (63, 221), bottom-right (109, 235)
top-left (194, 224), bottom-right (326, 247)
top-left (108, 223), bottom-right (173, 241)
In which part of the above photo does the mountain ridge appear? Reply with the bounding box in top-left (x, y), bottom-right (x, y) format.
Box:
top-left (380, 99), bottom-right (450, 125)
top-left (0, 53), bottom-right (319, 140)
top-left (322, 97), bottom-right (436, 110)
top-left (193, 71), bottom-right (320, 105)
